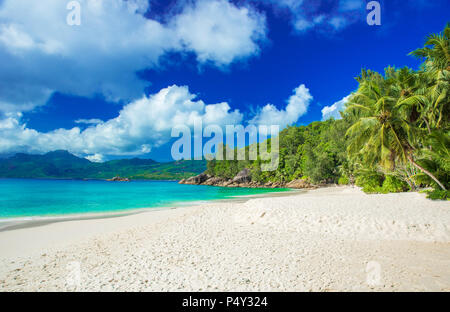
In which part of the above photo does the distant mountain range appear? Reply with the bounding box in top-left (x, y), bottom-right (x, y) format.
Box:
top-left (0, 150), bottom-right (206, 180)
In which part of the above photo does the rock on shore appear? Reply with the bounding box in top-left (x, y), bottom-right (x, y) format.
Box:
top-left (179, 169), bottom-right (317, 189)
top-left (106, 176), bottom-right (130, 182)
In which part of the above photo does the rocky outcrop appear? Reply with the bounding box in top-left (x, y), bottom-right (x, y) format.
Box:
top-left (232, 168), bottom-right (251, 184)
top-left (179, 170), bottom-right (319, 189)
top-left (203, 176), bottom-right (226, 186)
top-left (180, 173), bottom-right (210, 185)
top-left (285, 179), bottom-right (312, 189)
top-left (107, 176), bottom-right (130, 182)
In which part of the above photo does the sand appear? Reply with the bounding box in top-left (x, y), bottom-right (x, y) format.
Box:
top-left (0, 186), bottom-right (449, 292)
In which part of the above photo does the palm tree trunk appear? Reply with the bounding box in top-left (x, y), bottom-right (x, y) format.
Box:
top-left (422, 118), bottom-right (433, 152)
top-left (423, 118), bottom-right (432, 135)
top-left (405, 177), bottom-right (415, 191)
top-left (408, 155), bottom-right (447, 191)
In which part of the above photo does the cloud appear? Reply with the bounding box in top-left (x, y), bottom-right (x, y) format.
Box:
top-left (0, 83), bottom-right (315, 158)
top-left (328, 16), bottom-right (348, 30)
top-left (321, 95), bottom-right (351, 120)
top-left (0, 85), bottom-right (243, 156)
top-left (339, 0), bottom-right (364, 11)
top-left (85, 153), bottom-right (105, 163)
top-left (250, 84), bottom-right (312, 127)
top-left (261, 0), bottom-right (365, 33)
top-left (172, 0), bottom-right (266, 67)
top-left (0, 0), bottom-right (266, 113)
top-left (74, 119), bottom-right (104, 125)
top-left (127, 0), bottom-right (150, 14)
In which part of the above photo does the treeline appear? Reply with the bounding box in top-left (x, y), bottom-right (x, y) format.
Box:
top-left (206, 119), bottom-right (349, 184)
top-left (206, 24), bottom-right (449, 199)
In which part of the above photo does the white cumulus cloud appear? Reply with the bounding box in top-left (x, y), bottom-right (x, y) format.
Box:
top-left (0, 83), bottom-right (317, 158)
top-left (0, 0), bottom-right (267, 113)
top-left (172, 0), bottom-right (266, 67)
top-left (85, 153), bottom-right (105, 163)
top-left (250, 84), bottom-right (313, 127)
top-left (321, 95), bottom-right (351, 120)
top-left (0, 85), bottom-right (243, 156)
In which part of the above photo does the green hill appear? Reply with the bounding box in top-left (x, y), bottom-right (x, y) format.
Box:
top-left (0, 150), bottom-right (206, 180)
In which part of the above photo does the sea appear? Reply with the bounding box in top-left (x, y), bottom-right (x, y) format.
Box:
top-left (0, 179), bottom-right (288, 219)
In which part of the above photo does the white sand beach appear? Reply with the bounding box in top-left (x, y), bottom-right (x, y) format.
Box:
top-left (0, 186), bottom-right (449, 292)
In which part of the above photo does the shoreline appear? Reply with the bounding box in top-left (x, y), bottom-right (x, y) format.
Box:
top-left (1, 186), bottom-right (449, 291)
top-left (0, 187), bottom-right (302, 233)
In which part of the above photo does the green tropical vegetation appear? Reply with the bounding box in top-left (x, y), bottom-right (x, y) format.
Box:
top-left (206, 25), bottom-right (449, 199)
top-left (0, 150), bottom-right (206, 180)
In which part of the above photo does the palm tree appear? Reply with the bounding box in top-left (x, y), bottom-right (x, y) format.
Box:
top-left (399, 64), bottom-right (449, 134)
top-left (405, 25), bottom-right (449, 130)
top-left (345, 68), bottom-right (447, 190)
top-left (394, 25), bottom-right (450, 190)
top-left (346, 69), bottom-right (408, 168)
top-left (410, 23), bottom-right (450, 73)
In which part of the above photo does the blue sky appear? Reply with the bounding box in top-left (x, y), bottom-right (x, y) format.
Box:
top-left (0, 0), bottom-right (448, 161)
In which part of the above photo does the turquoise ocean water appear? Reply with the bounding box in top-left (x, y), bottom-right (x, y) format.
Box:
top-left (0, 179), bottom-right (287, 219)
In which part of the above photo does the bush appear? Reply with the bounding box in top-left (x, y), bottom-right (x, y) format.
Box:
top-left (426, 189), bottom-right (450, 200)
top-left (355, 172), bottom-right (383, 193)
top-left (381, 176), bottom-right (408, 193)
top-left (338, 175), bottom-right (350, 185)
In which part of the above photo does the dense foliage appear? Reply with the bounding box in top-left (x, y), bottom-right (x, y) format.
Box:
top-left (207, 25), bottom-right (449, 199)
top-left (0, 150), bottom-right (206, 180)
top-left (206, 119), bottom-right (351, 185)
